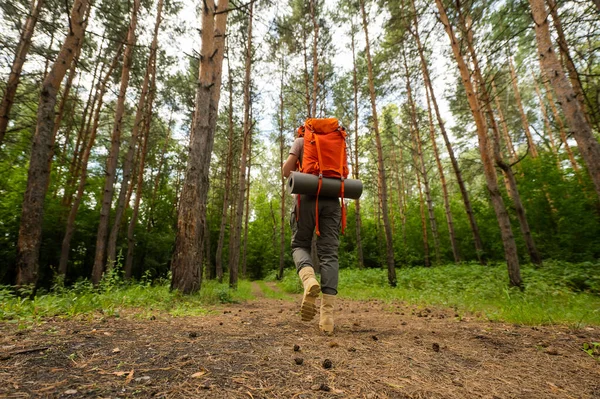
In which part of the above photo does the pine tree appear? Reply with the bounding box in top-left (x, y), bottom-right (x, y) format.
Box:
top-left (16, 0), bottom-right (90, 286)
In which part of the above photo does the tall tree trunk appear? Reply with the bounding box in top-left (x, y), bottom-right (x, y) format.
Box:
top-left (490, 78), bottom-right (518, 162)
top-left (0, 0), bottom-right (44, 145)
top-left (531, 71), bottom-right (558, 156)
top-left (529, 0), bottom-right (600, 200)
top-left (125, 0), bottom-right (162, 278)
top-left (310, 0), bottom-right (319, 117)
top-left (508, 56), bottom-right (539, 158)
top-left (215, 44), bottom-right (236, 282)
top-left (424, 82), bottom-right (460, 263)
top-left (124, 93), bottom-right (152, 279)
top-left (57, 40), bottom-right (104, 201)
top-left (242, 135), bottom-right (253, 278)
top-left (457, 5), bottom-right (543, 267)
top-left (147, 117), bottom-right (171, 230)
top-left (546, 0), bottom-right (596, 129)
top-left (542, 76), bottom-right (581, 172)
top-left (302, 28), bottom-right (311, 117)
top-left (412, 136), bottom-right (431, 267)
top-left (204, 215), bottom-right (213, 281)
top-left (435, 0), bottom-right (522, 287)
top-left (58, 47), bottom-right (122, 276)
top-left (62, 46), bottom-right (105, 207)
top-left (350, 24), bottom-right (364, 269)
top-left (16, 0), bottom-right (90, 286)
top-left (49, 44), bottom-right (82, 171)
top-left (480, 83), bottom-right (543, 266)
top-left (91, 0), bottom-right (141, 284)
top-left (360, 0), bottom-right (396, 286)
top-left (402, 48), bottom-right (441, 264)
top-left (410, 0), bottom-right (484, 264)
top-left (229, 2), bottom-right (253, 289)
top-left (106, 0), bottom-right (163, 268)
top-left (171, 0), bottom-right (229, 294)
top-left (277, 57), bottom-right (286, 280)
top-left (397, 132), bottom-right (408, 246)
top-left (42, 31), bottom-right (54, 82)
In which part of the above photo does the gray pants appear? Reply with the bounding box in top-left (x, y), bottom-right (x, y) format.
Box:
top-left (291, 194), bottom-right (341, 295)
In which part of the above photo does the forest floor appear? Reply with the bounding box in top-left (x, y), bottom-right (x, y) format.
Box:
top-left (1, 282), bottom-right (599, 399)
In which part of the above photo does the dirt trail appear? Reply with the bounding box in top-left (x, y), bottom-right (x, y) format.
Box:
top-left (1, 287), bottom-right (599, 398)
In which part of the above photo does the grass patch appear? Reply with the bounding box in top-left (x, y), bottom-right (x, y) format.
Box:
top-left (256, 280), bottom-right (294, 301)
top-left (277, 260), bottom-right (600, 327)
top-left (0, 277), bottom-right (254, 323)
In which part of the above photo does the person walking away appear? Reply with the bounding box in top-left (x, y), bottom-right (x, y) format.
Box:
top-left (282, 118), bottom-right (348, 335)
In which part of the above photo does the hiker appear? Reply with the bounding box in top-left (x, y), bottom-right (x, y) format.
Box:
top-left (282, 118), bottom-right (348, 335)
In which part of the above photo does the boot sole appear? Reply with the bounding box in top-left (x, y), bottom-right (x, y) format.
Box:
top-left (300, 284), bottom-right (320, 321)
top-left (319, 323), bottom-right (334, 335)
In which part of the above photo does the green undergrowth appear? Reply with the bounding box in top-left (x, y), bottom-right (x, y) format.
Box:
top-left (0, 271), bottom-right (253, 323)
top-left (276, 260), bottom-right (600, 327)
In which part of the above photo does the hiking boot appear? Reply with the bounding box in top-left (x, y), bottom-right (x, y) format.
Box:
top-left (319, 294), bottom-right (335, 334)
top-left (298, 266), bottom-right (320, 321)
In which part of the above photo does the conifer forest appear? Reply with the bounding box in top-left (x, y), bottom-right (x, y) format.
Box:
top-left (3, 1), bottom-right (600, 398)
top-left (1, 0), bottom-right (600, 291)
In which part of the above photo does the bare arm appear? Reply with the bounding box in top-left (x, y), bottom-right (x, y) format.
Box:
top-left (282, 153), bottom-right (299, 178)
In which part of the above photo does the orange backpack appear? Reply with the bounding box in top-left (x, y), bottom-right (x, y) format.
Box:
top-left (296, 118), bottom-right (348, 236)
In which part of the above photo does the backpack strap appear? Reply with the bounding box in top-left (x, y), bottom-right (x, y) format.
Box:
top-left (338, 128), bottom-right (347, 234)
top-left (295, 127), bottom-right (305, 222)
top-left (313, 132), bottom-right (325, 236)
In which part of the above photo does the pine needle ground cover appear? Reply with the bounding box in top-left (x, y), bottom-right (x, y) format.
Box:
top-left (1, 277), bottom-right (599, 398)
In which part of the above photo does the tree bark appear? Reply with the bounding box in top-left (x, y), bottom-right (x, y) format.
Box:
top-left (411, 134), bottom-right (430, 267)
top-left (508, 56), bottom-right (538, 158)
top-left (529, 0), bottom-right (600, 200)
top-left (241, 135), bottom-right (253, 278)
top-left (424, 81), bottom-right (460, 263)
top-left (58, 47), bottom-right (122, 276)
top-left (171, 0), bottom-right (229, 294)
top-left (277, 56), bottom-right (286, 280)
top-left (542, 76), bottom-right (581, 172)
top-left (531, 71), bottom-right (558, 156)
top-left (147, 118), bottom-right (171, 230)
top-left (435, 0), bottom-right (521, 287)
top-left (91, 0), bottom-right (141, 284)
top-left (16, 0), bottom-right (90, 286)
top-left (360, 0), bottom-right (396, 286)
top-left (546, 0), bottom-right (596, 129)
top-left (124, 0), bottom-right (163, 279)
top-left (350, 24), bottom-right (364, 269)
top-left (410, 0), bottom-right (484, 264)
top-left (48, 43), bottom-right (82, 173)
top-left (229, 2), bottom-right (253, 289)
top-left (310, 0), bottom-right (319, 117)
top-left (402, 48), bottom-right (440, 265)
top-left (0, 0), bottom-right (44, 145)
top-left (490, 78), bottom-right (518, 162)
top-left (125, 92), bottom-right (152, 279)
top-left (106, 0), bottom-right (162, 268)
top-left (479, 84), bottom-right (543, 266)
top-left (457, 5), bottom-right (542, 267)
top-left (397, 131), bottom-right (408, 246)
top-left (215, 44), bottom-right (235, 282)
top-left (302, 28), bottom-right (311, 117)
top-left (58, 40), bottom-right (104, 202)
top-left (62, 45), bottom-right (106, 208)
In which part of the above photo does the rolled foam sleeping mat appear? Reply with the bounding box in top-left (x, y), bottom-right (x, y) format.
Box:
top-left (287, 171), bottom-right (363, 199)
